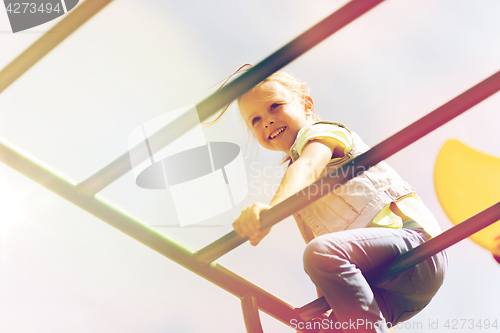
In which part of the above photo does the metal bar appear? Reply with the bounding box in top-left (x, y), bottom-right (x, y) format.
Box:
top-left (0, 0), bottom-right (114, 94)
top-left (0, 1), bottom-right (385, 329)
top-left (76, 0), bottom-right (385, 196)
top-left (241, 294), bottom-right (264, 333)
top-left (297, 202), bottom-right (500, 321)
top-left (0, 137), bottom-right (297, 327)
top-left (367, 202), bottom-right (500, 285)
top-left (194, 69), bottom-right (500, 264)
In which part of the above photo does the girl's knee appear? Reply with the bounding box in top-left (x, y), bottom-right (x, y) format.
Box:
top-left (303, 236), bottom-right (347, 276)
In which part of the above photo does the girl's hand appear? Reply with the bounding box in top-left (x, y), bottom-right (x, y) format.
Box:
top-left (232, 203), bottom-right (271, 246)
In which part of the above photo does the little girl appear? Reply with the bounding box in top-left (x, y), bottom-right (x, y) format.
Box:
top-left (218, 70), bottom-right (446, 332)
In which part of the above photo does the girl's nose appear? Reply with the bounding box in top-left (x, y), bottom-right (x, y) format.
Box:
top-left (265, 121), bottom-right (274, 128)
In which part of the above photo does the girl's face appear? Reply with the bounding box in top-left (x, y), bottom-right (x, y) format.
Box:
top-left (239, 81), bottom-right (313, 155)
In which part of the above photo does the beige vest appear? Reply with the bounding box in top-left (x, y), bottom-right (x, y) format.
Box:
top-left (289, 121), bottom-right (415, 244)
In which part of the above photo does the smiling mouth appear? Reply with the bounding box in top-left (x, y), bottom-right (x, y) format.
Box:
top-left (269, 126), bottom-right (286, 140)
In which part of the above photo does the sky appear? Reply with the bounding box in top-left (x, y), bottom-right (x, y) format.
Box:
top-left (1, 0), bottom-right (500, 332)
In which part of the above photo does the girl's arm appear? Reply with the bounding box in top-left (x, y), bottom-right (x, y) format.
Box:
top-left (270, 139), bottom-right (343, 206)
top-left (233, 139), bottom-right (344, 246)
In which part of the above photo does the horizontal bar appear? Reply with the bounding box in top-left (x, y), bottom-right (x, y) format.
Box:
top-left (0, 137), bottom-right (297, 327)
top-left (297, 201), bottom-right (500, 320)
top-left (0, 0), bottom-right (114, 94)
top-left (194, 69), bottom-right (500, 264)
top-left (76, 0), bottom-right (385, 196)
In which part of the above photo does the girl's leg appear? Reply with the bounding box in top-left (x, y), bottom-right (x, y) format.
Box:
top-left (303, 227), bottom-right (446, 333)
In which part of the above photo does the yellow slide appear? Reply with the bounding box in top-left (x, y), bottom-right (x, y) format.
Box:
top-left (434, 139), bottom-right (500, 263)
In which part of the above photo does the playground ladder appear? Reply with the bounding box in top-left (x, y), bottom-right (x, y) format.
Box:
top-left (1, 1), bottom-right (499, 332)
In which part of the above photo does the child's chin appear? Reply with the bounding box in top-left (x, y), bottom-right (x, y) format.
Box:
top-left (264, 138), bottom-right (292, 153)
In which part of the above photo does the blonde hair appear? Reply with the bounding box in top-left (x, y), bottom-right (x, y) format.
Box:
top-left (238, 71), bottom-right (321, 123)
top-left (204, 65), bottom-right (321, 163)
top-left (204, 65), bottom-right (321, 126)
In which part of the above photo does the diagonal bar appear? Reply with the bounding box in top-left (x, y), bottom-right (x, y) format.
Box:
top-left (0, 0), bottom-right (114, 94)
top-left (297, 201), bottom-right (500, 321)
top-left (194, 69), bottom-right (500, 264)
top-left (0, 137), bottom-right (299, 326)
top-left (75, 0), bottom-right (385, 196)
top-left (0, 1), bottom-right (386, 330)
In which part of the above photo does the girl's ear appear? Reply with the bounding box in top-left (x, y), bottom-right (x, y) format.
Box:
top-left (304, 95), bottom-right (314, 116)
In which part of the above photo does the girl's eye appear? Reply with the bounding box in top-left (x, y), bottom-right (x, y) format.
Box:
top-left (252, 117), bottom-right (261, 126)
top-left (270, 103), bottom-right (281, 110)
